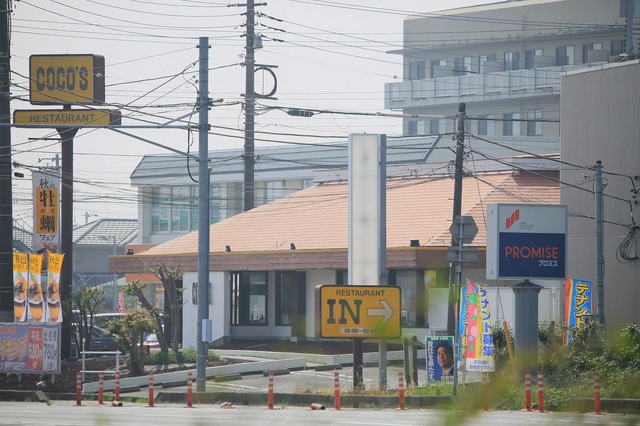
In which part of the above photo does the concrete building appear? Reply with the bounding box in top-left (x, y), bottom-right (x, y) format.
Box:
top-left (561, 59), bottom-right (640, 329)
top-left (385, 0), bottom-right (635, 138)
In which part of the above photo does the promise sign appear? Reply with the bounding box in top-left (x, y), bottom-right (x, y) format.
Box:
top-left (486, 204), bottom-right (568, 280)
top-left (29, 54), bottom-right (105, 105)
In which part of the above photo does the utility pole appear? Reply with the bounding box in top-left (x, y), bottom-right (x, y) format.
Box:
top-left (448, 102), bottom-right (466, 397)
top-left (595, 161), bottom-right (605, 327)
top-left (243, 0), bottom-right (256, 212)
top-left (0, 0), bottom-right (12, 321)
top-left (447, 103), bottom-right (466, 336)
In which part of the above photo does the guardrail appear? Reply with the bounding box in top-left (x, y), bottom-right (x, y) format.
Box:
top-left (80, 350), bottom-right (121, 382)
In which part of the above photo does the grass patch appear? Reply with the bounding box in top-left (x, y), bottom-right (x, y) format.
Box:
top-left (142, 348), bottom-right (220, 365)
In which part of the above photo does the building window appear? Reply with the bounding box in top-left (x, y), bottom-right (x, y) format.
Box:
top-left (478, 54), bottom-right (496, 73)
top-left (230, 272), bottom-right (267, 326)
top-left (478, 115), bottom-right (488, 136)
top-left (429, 59), bottom-right (447, 78)
top-left (409, 60), bottom-right (426, 80)
top-left (504, 51), bottom-right (520, 71)
top-left (454, 56), bottom-right (472, 76)
top-left (527, 109), bottom-right (543, 136)
top-left (151, 187), bottom-right (170, 232)
top-left (582, 42), bottom-right (602, 63)
top-left (524, 48), bottom-right (543, 69)
top-left (503, 112), bottom-right (521, 136)
top-left (394, 270), bottom-right (425, 327)
top-left (477, 114), bottom-right (495, 136)
top-left (611, 39), bottom-right (625, 57)
top-left (555, 45), bottom-right (575, 66)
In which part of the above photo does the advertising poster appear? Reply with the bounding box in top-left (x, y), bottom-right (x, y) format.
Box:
top-left (464, 281), bottom-right (495, 372)
top-left (458, 284), bottom-right (468, 362)
top-left (46, 252), bottom-right (64, 323)
top-left (13, 252), bottom-right (29, 322)
top-left (0, 323), bottom-right (61, 374)
top-left (27, 254), bottom-right (45, 323)
top-left (32, 170), bottom-right (60, 253)
top-left (425, 336), bottom-right (455, 383)
top-left (564, 278), bottom-right (592, 343)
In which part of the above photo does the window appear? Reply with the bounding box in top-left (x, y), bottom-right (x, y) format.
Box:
top-left (477, 115), bottom-right (495, 136)
top-left (582, 42), bottom-right (602, 63)
top-left (524, 48), bottom-right (543, 69)
top-left (527, 109), bottom-right (543, 136)
top-left (555, 45), bottom-right (575, 66)
top-left (611, 39), bottom-right (625, 57)
top-left (454, 56), bottom-right (472, 76)
top-left (429, 59), bottom-right (447, 78)
top-left (275, 273), bottom-right (293, 326)
top-left (230, 272), bottom-right (267, 325)
top-left (151, 187), bottom-right (170, 232)
top-left (503, 112), bottom-right (521, 136)
top-left (409, 61), bottom-right (426, 80)
top-left (394, 271), bottom-right (425, 327)
top-left (504, 51), bottom-right (520, 71)
top-left (478, 54), bottom-right (496, 73)
top-left (430, 119), bottom-right (446, 135)
top-left (172, 187), bottom-right (192, 231)
top-left (478, 115), bottom-right (488, 136)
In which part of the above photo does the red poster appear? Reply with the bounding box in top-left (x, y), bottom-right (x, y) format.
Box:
top-left (27, 327), bottom-right (43, 371)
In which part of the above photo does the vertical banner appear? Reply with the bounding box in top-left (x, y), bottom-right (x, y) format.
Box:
top-left (27, 254), bottom-right (45, 323)
top-left (117, 292), bottom-right (125, 314)
top-left (564, 278), bottom-right (592, 343)
top-left (458, 284), bottom-right (468, 362)
top-left (32, 170), bottom-right (60, 253)
top-left (46, 253), bottom-right (64, 323)
top-left (464, 281), bottom-right (495, 372)
top-left (13, 252), bottom-right (29, 322)
top-left (425, 336), bottom-right (455, 383)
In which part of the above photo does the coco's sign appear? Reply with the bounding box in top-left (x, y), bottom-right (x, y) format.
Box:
top-left (29, 54), bottom-right (105, 105)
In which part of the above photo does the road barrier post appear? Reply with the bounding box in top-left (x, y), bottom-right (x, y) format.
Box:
top-left (267, 373), bottom-right (274, 409)
top-left (75, 371), bottom-right (82, 406)
top-left (524, 371), bottom-right (532, 411)
top-left (186, 372), bottom-right (193, 408)
top-left (593, 372), bottom-right (602, 415)
top-left (537, 371), bottom-right (544, 413)
top-left (114, 371), bottom-right (120, 403)
top-left (148, 372), bottom-right (154, 407)
top-left (398, 372), bottom-right (406, 410)
top-left (97, 372), bottom-right (104, 405)
top-left (334, 372), bottom-right (341, 410)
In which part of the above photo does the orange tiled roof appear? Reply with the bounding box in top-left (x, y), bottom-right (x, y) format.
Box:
top-left (141, 170), bottom-right (559, 256)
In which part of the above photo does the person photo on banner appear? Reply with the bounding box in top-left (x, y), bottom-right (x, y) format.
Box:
top-left (436, 341), bottom-right (455, 377)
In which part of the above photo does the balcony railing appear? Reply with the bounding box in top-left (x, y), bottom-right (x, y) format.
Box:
top-left (385, 62), bottom-right (607, 109)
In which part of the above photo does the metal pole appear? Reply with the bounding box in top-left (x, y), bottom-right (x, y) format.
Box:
top-left (195, 36), bottom-right (210, 392)
top-left (595, 161), bottom-right (605, 326)
top-left (0, 0), bottom-right (12, 321)
top-left (378, 135), bottom-right (387, 390)
top-left (243, 0), bottom-right (255, 211)
top-left (112, 235), bottom-right (117, 311)
top-left (626, 0), bottom-right (635, 55)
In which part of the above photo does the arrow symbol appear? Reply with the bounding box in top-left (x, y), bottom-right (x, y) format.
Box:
top-left (367, 300), bottom-right (394, 325)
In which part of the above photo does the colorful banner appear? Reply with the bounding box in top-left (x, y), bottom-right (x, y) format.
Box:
top-left (425, 336), bottom-right (455, 382)
top-left (46, 253), bottom-right (64, 323)
top-left (27, 254), bottom-right (45, 323)
top-left (464, 281), bottom-right (495, 372)
top-left (13, 252), bottom-right (29, 322)
top-left (0, 323), bottom-right (61, 374)
top-left (32, 170), bottom-right (60, 253)
top-left (117, 292), bottom-right (125, 314)
top-left (458, 284), bottom-right (468, 362)
top-left (564, 278), bottom-right (592, 343)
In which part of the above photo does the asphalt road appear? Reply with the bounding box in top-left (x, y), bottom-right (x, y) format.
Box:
top-left (1, 402), bottom-right (637, 426)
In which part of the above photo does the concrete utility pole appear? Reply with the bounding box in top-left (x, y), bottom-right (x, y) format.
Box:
top-left (196, 36), bottom-right (211, 393)
top-left (243, 0), bottom-right (256, 212)
top-left (0, 0), bottom-right (12, 321)
top-left (447, 103), bottom-right (466, 337)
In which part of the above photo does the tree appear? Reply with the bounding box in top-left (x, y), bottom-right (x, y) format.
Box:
top-left (108, 310), bottom-right (155, 376)
top-left (72, 286), bottom-right (107, 353)
top-left (124, 262), bottom-right (184, 367)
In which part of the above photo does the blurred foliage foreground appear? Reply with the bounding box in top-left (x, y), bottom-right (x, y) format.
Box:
top-left (410, 322), bottom-right (640, 412)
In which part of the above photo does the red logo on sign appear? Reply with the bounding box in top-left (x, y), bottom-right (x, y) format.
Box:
top-left (506, 209), bottom-right (520, 230)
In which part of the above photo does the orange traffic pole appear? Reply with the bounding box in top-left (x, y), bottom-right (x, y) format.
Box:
top-left (185, 372), bottom-right (193, 408)
top-left (148, 372), bottom-right (155, 407)
top-left (398, 372), bottom-right (406, 410)
top-left (593, 372), bottom-right (602, 415)
top-left (537, 371), bottom-right (545, 413)
top-left (524, 371), bottom-right (532, 411)
top-left (97, 372), bottom-right (105, 405)
top-left (114, 371), bottom-right (121, 403)
top-left (75, 371), bottom-right (83, 406)
top-left (267, 372), bottom-right (274, 409)
top-left (334, 371), bottom-right (341, 410)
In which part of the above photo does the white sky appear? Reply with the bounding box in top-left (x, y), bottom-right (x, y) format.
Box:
top-left (11, 0), bottom-right (491, 226)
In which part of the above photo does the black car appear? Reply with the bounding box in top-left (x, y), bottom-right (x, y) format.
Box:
top-left (87, 326), bottom-right (125, 354)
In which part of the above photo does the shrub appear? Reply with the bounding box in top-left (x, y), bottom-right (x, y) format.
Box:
top-left (142, 347), bottom-right (219, 365)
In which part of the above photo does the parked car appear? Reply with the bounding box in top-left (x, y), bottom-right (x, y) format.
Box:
top-left (88, 326), bottom-right (125, 354)
top-left (142, 333), bottom-right (160, 349)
